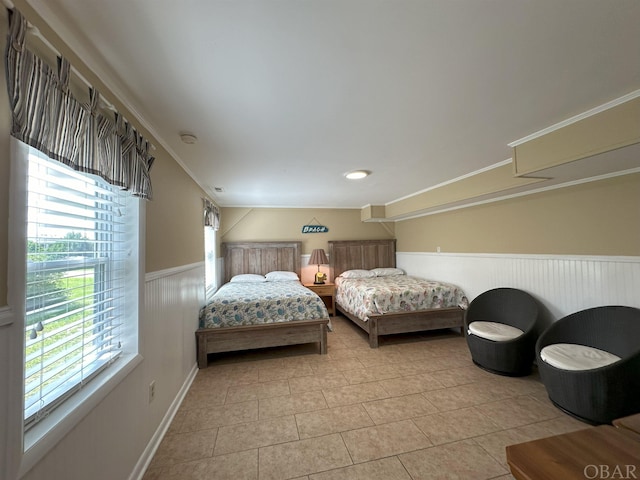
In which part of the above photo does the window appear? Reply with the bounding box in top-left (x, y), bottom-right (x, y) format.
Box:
top-left (203, 198), bottom-right (219, 303)
top-left (19, 144), bottom-right (139, 430)
top-left (204, 226), bottom-right (217, 304)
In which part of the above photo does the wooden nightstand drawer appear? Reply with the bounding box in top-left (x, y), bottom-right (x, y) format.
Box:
top-left (307, 284), bottom-right (334, 296)
top-left (304, 283), bottom-right (335, 316)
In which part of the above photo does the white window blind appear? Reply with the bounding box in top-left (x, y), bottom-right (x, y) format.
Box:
top-left (24, 147), bottom-right (130, 429)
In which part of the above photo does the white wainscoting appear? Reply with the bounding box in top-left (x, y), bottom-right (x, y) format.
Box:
top-left (397, 252), bottom-right (640, 322)
top-left (130, 262), bottom-right (204, 480)
top-left (144, 261), bottom-right (204, 376)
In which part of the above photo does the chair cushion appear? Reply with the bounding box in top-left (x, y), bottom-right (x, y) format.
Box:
top-left (468, 321), bottom-right (524, 341)
top-left (540, 343), bottom-right (621, 371)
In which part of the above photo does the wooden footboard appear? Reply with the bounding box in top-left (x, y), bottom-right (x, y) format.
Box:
top-left (337, 303), bottom-right (463, 348)
top-left (196, 319), bottom-right (329, 368)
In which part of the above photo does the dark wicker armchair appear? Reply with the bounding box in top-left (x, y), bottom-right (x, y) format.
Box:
top-left (536, 305), bottom-right (640, 425)
top-left (464, 288), bottom-right (540, 376)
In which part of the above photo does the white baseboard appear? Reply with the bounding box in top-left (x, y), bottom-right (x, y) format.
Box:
top-left (128, 362), bottom-right (198, 480)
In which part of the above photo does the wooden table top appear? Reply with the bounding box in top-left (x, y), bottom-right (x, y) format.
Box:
top-left (613, 413), bottom-right (640, 435)
top-left (506, 425), bottom-right (640, 480)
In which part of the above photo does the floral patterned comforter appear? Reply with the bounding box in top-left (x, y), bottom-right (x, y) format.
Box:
top-left (335, 275), bottom-right (468, 322)
top-left (199, 281), bottom-right (329, 329)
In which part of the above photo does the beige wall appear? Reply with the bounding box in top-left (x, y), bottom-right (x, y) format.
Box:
top-left (220, 207), bottom-right (395, 254)
top-left (145, 151), bottom-right (207, 273)
top-left (396, 173), bottom-right (640, 256)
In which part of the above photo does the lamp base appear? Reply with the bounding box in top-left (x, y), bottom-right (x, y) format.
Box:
top-left (314, 272), bottom-right (327, 284)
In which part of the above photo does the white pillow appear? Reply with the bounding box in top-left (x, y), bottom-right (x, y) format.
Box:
top-left (371, 267), bottom-right (404, 277)
top-left (339, 269), bottom-right (376, 279)
top-left (230, 274), bottom-right (266, 283)
top-left (265, 271), bottom-right (299, 282)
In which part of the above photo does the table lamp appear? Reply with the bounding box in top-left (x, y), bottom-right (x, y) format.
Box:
top-left (308, 249), bottom-right (329, 284)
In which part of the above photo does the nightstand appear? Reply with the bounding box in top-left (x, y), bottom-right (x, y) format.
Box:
top-left (305, 282), bottom-right (335, 316)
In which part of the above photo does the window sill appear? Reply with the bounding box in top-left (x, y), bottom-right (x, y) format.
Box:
top-left (18, 353), bottom-right (143, 477)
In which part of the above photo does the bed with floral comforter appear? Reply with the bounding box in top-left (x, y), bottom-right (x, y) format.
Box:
top-left (328, 239), bottom-right (467, 348)
top-left (199, 281), bottom-right (329, 329)
top-left (335, 275), bottom-right (468, 322)
top-left (196, 241), bottom-right (330, 368)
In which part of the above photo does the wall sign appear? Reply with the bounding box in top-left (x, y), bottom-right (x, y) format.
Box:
top-left (302, 225), bottom-right (329, 234)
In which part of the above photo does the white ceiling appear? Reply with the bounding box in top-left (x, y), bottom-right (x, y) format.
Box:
top-left (27, 0), bottom-right (640, 209)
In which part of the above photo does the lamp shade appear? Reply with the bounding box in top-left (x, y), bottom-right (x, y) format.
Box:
top-left (308, 249), bottom-right (329, 266)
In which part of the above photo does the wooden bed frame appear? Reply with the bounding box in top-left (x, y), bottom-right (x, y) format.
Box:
top-left (196, 241), bottom-right (329, 368)
top-left (328, 239), bottom-right (464, 348)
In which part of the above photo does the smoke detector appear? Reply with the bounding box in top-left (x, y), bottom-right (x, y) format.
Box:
top-left (180, 133), bottom-right (198, 144)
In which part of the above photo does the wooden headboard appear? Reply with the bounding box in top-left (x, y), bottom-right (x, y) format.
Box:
top-left (328, 239), bottom-right (397, 278)
top-left (223, 241), bottom-right (302, 283)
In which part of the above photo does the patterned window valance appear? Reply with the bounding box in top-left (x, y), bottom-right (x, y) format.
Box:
top-left (4, 8), bottom-right (154, 199)
top-left (204, 198), bottom-right (220, 230)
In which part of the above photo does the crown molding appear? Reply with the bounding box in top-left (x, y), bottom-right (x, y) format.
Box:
top-left (508, 89), bottom-right (640, 147)
top-left (386, 158), bottom-right (513, 206)
top-left (393, 166), bottom-right (640, 222)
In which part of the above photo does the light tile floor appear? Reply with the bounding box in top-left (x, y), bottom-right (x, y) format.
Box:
top-left (143, 316), bottom-right (587, 480)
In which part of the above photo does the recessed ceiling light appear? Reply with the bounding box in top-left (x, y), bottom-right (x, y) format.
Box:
top-left (345, 170), bottom-right (370, 180)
